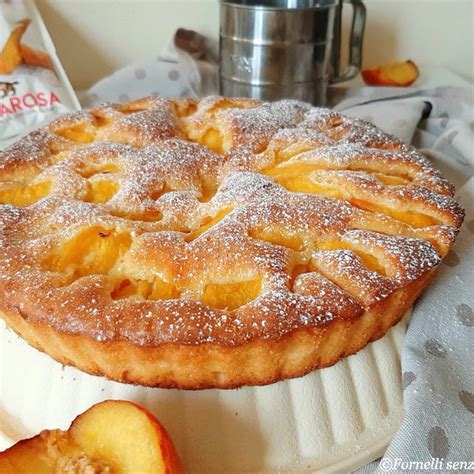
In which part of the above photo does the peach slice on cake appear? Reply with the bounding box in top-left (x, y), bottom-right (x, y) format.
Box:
top-left (0, 400), bottom-right (183, 473)
top-left (361, 60), bottom-right (419, 86)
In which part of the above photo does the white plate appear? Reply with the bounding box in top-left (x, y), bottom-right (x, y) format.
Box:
top-left (0, 312), bottom-right (408, 472)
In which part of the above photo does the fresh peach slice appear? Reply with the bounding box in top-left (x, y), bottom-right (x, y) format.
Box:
top-left (0, 400), bottom-right (183, 473)
top-left (361, 60), bottom-right (419, 87)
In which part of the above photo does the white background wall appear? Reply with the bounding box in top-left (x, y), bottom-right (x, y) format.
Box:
top-left (36, 0), bottom-right (473, 90)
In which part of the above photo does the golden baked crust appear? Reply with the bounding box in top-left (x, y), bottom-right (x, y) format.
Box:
top-left (0, 96), bottom-right (464, 389)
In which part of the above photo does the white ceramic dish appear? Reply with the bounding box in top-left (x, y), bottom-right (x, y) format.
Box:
top-left (0, 312), bottom-right (408, 472)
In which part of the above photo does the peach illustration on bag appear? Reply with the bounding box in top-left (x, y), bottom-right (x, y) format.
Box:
top-left (0, 19), bottom-right (54, 75)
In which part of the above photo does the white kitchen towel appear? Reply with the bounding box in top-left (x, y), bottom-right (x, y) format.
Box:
top-left (81, 28), bottom-right (218, 107)
top-left (342, 88), bottom-right (474, 473)
top-left (83, 30), bottom-right (473, 472)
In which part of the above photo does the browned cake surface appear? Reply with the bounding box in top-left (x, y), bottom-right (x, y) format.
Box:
top-left (0, 96), bottom-right (464, 388)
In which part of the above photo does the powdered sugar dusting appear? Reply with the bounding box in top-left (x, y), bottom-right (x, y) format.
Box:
top-left (0, 96), bottom-right (464, 346)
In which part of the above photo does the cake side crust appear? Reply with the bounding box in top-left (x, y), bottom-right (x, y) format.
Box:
top-left (0, 270), bottom-right (433, 389)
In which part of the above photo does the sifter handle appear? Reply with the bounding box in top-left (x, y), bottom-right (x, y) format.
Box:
top-left (331, 0), bottom-right (366, 84)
